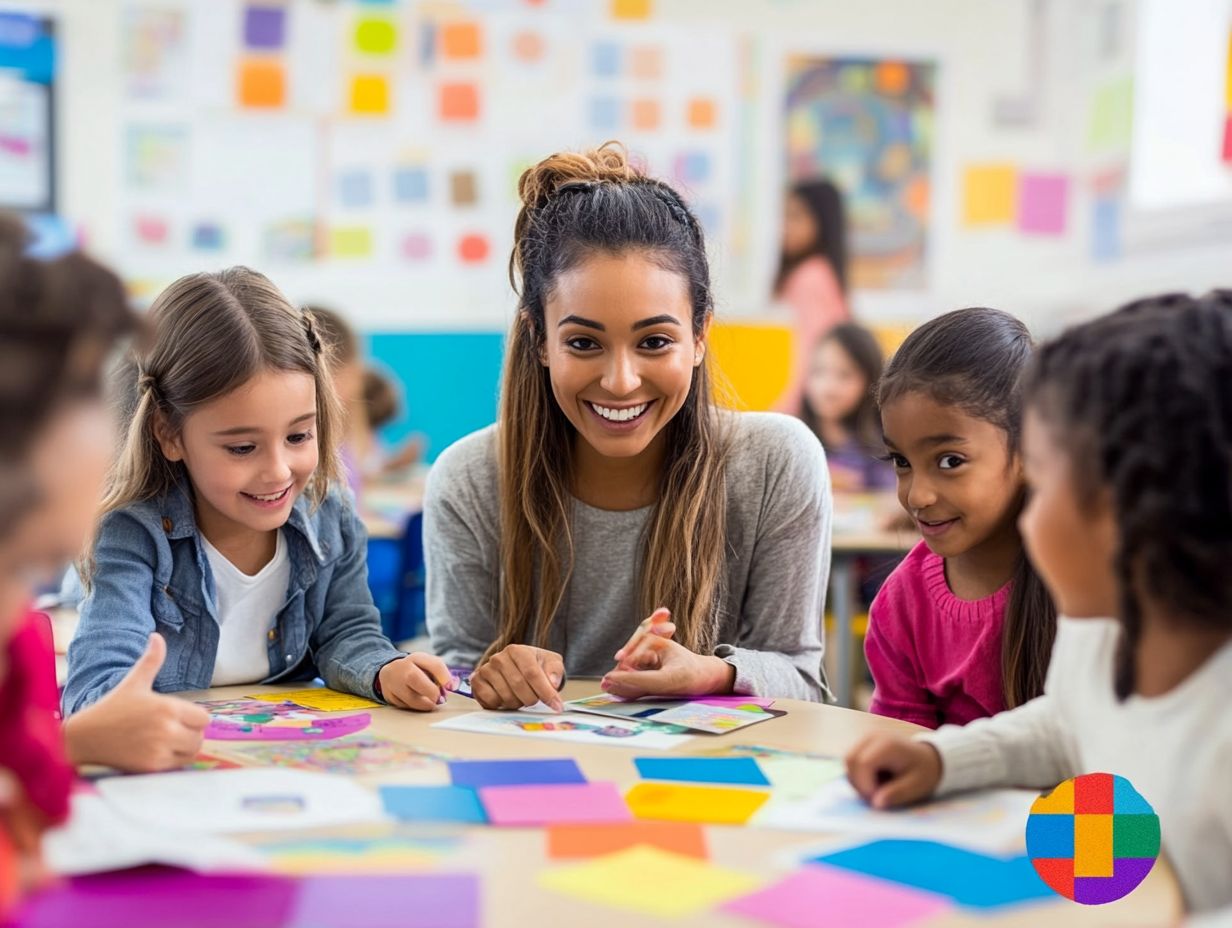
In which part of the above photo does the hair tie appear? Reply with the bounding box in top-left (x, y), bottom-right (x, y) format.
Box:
top-left (136, 368), bottom-right (161, 402)
top-left (301, 311), bottom-right (322, 354)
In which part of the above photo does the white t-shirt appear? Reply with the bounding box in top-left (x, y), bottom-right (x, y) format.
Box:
top-left (923, 618), bottom-right (1232, 923)
top-left (202, 530), bottom-right (290, 686)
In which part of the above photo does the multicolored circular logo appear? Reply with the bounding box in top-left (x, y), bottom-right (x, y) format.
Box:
top-left (1025, 772), bottom-right (1160, 905)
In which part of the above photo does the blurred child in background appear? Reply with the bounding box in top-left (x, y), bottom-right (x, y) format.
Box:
top-left (360, 366), bottom-right (423, 480)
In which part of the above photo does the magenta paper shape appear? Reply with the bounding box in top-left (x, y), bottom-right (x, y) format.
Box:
top-left (479, 782), bottom-right (632, 826)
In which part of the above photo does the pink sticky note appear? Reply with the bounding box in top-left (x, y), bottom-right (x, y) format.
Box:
top-left (722, 865), bottom-right (950, 928)
top-left (1017, 172), bottom-right (1069, 236)
top-left (479, 782), bottom-right (632, 826)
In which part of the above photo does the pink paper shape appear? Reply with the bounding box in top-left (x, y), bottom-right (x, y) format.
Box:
top-left (692, 696), bottom-right (775, 708)
top-left (722, 864), bottom-right (950, 928)
top-left (1017, 173), bottom-right (1069, 236)
top-left (479, 782), bottom-right (632, 826)
top-left (205, 712), bottom-right (370, 741)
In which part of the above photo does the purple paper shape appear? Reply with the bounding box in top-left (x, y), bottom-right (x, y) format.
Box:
top-left (1073, 857), bottom-right (1156, 905)
top-left (244, 5), bottom-right (286, 49)
top-left (287, 874), bottom-right (480, 928)
top-left (1017, 172), bottom-right (1069, 236)
top-left (11, 866), bottom-right (297, 928)
top-left (205, 712), bottom-right (371, 741)
top-left (723, 865), bottom-right (949, 928)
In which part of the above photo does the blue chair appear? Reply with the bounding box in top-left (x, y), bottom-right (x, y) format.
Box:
top-left (395, 511), bottom-right (427, 643)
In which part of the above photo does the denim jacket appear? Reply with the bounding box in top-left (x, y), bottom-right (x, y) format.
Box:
top-left (62, 482), bottom-right (404, 715)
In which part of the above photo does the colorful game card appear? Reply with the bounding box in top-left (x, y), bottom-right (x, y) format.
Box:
top-left (563, 693), bottom-right (782, 734)
top-left (198, 698), bottom-right (371, 741)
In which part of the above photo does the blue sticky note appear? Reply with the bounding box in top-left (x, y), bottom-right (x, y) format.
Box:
top-left (1091, 196), bottom-right (1121, 262)
top-left (591, 41), bottom-right (620, 78)
top-left (674, 151), bottom-right (711, 185)
top-left (589, 96), bottom-right (621, 132)
top-left (191, 222), bottom-right (224, 251)
top-left (635, 757), bottom-right (770, 786)
top-left (338, 170), bottom-right (373, 208)
top-left (813, 839), bottom-right (1054, 910)
top-left (379, 785), bottom-right (486, 824)
top-left (393, 167), bottom-right (429, 204)
top-left (448, 758), bottom-right (585, 788)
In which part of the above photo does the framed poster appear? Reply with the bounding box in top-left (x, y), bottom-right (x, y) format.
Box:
top-left (0, 13), bottom-right (55, 213)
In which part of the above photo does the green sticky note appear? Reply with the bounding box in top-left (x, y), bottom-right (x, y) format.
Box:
top-left (1088, 78), bottom-right (1133, 150)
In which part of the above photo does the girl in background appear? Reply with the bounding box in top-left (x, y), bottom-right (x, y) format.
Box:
top-left (864, 307), bottom-right (1056, 728)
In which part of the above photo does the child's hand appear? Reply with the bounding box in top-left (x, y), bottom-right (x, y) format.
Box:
top-left (845, 732), bottom-right (943, 809)
top-left (471, 645), bottom-right (564, 712)
top-left (378, 653), bottom-right (454, 712)
top-left (601, 635), bottom-right (734, 698)
top-left (63, 633), bottom-right (210, 773)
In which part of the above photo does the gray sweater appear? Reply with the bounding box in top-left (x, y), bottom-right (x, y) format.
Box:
top-left (423, 412), bottom-right (832, 701)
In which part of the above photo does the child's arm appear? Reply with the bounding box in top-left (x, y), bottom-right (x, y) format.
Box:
top-left (864, 592), bottom-right (942, 729)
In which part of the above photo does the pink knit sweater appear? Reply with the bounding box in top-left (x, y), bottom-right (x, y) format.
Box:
top-left (865, 541), bottom-right (1010, 729)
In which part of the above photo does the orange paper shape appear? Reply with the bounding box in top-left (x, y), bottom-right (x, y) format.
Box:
top-left (630, 99), bottom-right (660, 131)
top-left (457, 233), bottom-right (489, 263)
top-left (611, 0), bottom-right (652, 20)
top-left (440, 21), bottom-right (481, 59)
top-left (687, 97), bottom-right (717, 129)
top-left (238, 59), bottom-right (286, 108)
top-left (439, 82), bottom-right (480, 122)
top-left (547, 822), bottom-right (708, 860)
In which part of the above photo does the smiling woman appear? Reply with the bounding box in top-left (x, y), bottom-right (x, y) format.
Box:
top-left (425, 143), bottom-right (834, 708)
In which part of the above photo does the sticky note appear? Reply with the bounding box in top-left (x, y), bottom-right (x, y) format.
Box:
top-left (354, 16), bottom-right (396, 55)
top-left (589, 96), bottom-right (620, 132)
top-left (330, 226), bottom-right (373, 259)
top-left (634, 757), bottom-right (770, 787)
top-left (379, 785), bottom-right (486, 824)
top-left (1017, 172), bottom-right (1068, 236)
top-left (439, 82), bottom-right (479, 122)
top-left (591, 41), bottom-right (620, 78)
top-left (248, 689), bottom-right (381, 711)
top-left (448, 758), bottom-right (584, 788)
top-left (539, 846), bottom-right (760, 918)
top-left (243, 5), bottom-right (285, 50)
top-left (1087, 78), bottom-right (1133, 150)
top-left (457, 233), bottom-right (489, 264)
top-left (673, 151), bottom-right (711, 185)
top-left (1223, 113), bottom-right (1232, 164)
top-left (349, 74), bottom-right (390, 115)
top-left (134, 215), bottom-right (169, 245)
top-left (238, 59), bottom-right (285, 108)
top-left (630, 98), bottom-right (660, 131)
top-left (512, 30), bottom-right (544, 63)
top-left (291, 874), bottom-right (480, 928)
top-left (687, 97), bottom-right (717, 129)
top-left (625, 783), bottom-right (769, 824)
top-left (450, 170), bottom-right (477, 207)
top-left (547, 822), bottom-right (708, 861)
top-left (480, 782), bottom-right (631, 826)
top-left (611, 0), bottom-right (652, 21)
top-left (722, 865), bottom-right (950, 928)
top-left (337, 170), bottom-right (374, 209)
top-left (191, 223), bottom-right (224, 251)
top-left (440, 21), bottom-right (481, 60)
top-left (393, 166), bottom-right (428, 203)
top-left (813, 839), bottom-right (1056, 909)
top-left (962, 163), bottom-right (1016, 226)
top-left (629, 45), bottom-right (662, 79)
top-left (402, 232), bottom-right (432, 260)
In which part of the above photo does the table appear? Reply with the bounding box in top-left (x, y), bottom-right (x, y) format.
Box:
top-left (829, 492), bottom-right (917, 708)
top-left (175, 680), bottom-right (1180, 927)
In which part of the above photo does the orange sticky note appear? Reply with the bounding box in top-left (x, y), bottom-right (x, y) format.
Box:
top-left (547, 822), bottom-right (708, 860)
top-left (440, 21), bottom-right (481, 60)
top-left (687, 97), bottom-right (717, 129)
top-left (457, 233), bottom-right (489, 264)
top-left (630, 98), bottom-right (660, 131)
top-left (349, 74), bottom-right (390, 115)
top-left (238, 59), bottom-right (285, 108)
top-left (439, 82), bottom-right (480, 122)
top-left (611, 0), bottom-right (652, 20)
top-left (962, 163), bottom-right (1017, 226)
top-left (625, 783), bottom-right (769, 825)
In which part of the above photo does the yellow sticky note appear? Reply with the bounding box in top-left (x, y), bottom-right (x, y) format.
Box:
top-left (1226, 32), bottom-right (1232, 109)
top-left (708, 322), bottom-right (793, 411)
top-left (962, 163), bottom-right (1017, 226)
top-left (538, 845), bottom-right (761, 918)
top-left (329, 226), bottom-right (374, 258)
top-left (349, 74), bottom-right (390, 115)
top-left (611, 0), bottom-right (652, 20)
top-left (355, 16), bottom-right (397, 55)
top-left (248, 689), bottom-right (382, 711)
top-left (625, 783), bottom-right (770, 825)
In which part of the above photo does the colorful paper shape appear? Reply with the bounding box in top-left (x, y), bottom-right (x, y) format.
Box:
top-left (380, 785), bottom-right (487, 824)
top-left (349, 74), bottom-right (390, 115)
top-left (243, 5), bottom-right (285, 50)
top-left (591, 41), bottom-right (620, 78)
top-left (354, 16), bottom-right (396, 55)
top-left (448, 758), bottom-right (585, 788)
top-left (625, 783), bottom-right (769, 825)
top-left (450, 170), bottom-right (478, 206)
top-left (589, 96), bottom-right (621, 132)
top-left (457, 233), bottom-right (489, 264)
top-left (248, 689), bottom-right (382, 712)
top-left (1017, 172), bottom-right (1068, 236)
top-left (337, 170), bottom-right (374, 209)
top-left (190, 222), bottom-right (224, 251)
top-left (610, 0), bottom-right (653, 21)
top-left (708, 322), bottom-right (793, 411)
top-left (538, 846), bottom-right (759, 918)
top-left (328, 226), bottom-right (374, 259)
top-left (674, 151), bottom-right (711, 185)
top-left (546, 822), bottom-right (708, 860)
top-left (724, 864), bottom-right (950, 928)
top-left (1087, 78), bottom-right (1134, 150)
top-left (962, 163), bottom-right (1016, 226)
top-left (634, 757), bottom-right (770, 786)
top-left (480, 782), bottom-right (631, 826)
top-left (439, 82), bottom-right (479, 122)
top-left (134, 215), bottom-right (170, 245)
top-left (630, 98), bottom-right (660, 130)
top-left (687, 97), bottom-right (717, 129)
top-left (219, 737), bottom-right (449, 776)
top-left (629, 45), bottom-right (662, 79)
top-left (393, 166), bottom-right (428, 203)
top-left (206, 712), bottom-right (370, 741)
top-left (440, 21), bottom-right (481, 59)
top-left (402, 232), bottom-right (432, 260)
top-left (238, 58), bottom-right (285, 108)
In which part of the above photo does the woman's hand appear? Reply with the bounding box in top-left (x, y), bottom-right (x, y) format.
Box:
top-left (845, 732), bottom-right (943, 809)
top-left (471, 645), bottom-right (565, 712)
top-left (613, 607), bottom-right (675, 670)
top-left (601, 634), bottom-right (734, 698)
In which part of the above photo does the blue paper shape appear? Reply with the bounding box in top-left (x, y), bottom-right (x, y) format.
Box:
top-left (589, 96), bottom-right (621, 132)
top-left (379, 785), bottom-right (486, 824)
top-left (1025, 813), bottom-right (1074, 858)
top-left (591, 41), bottom-right (620, 78)
top-left (1113, 774), bottom-right (1153, 814)
top-left (393, 167), bottom-right (429, 204)
top-left (634, 756), bottom-right (770, 787)
top-left (813, 839), bottom-right (1055, 910)
top-left (338, 170), bottom-right (374, 208)
top-left (447, 758), bottom-right (585, 788)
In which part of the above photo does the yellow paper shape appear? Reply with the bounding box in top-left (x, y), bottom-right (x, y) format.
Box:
top-left (1075, 814), bottom-right (1114, 877)
top-left (708, 323), bottom-right (793, 411)
top-left (1225, 32), bottom-right (1232, 109)
top-left (625, 783), bottom-right (770, 825)
top-left (349, 75), bottom-right (390, 115)
top-left (611, 0), bottom-right (652, 20)
top-left (1031, 778), bottom-right (1075, 814)
top-left (355, 16), bottom-right (396, 55)
top-left (248, 689), bottom-right (382, 711)
top-left (962, 164), bottom-right (1017, 226)
top-left (330, 226), bottom-right (373, 258)
top-left (538, 845), bottom-right (761, 918)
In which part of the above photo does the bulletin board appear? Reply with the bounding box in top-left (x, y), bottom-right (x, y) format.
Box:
top-left (114, 0), bottom-right (741, 326)
top-left (0, 12), bottom-right (56, 213)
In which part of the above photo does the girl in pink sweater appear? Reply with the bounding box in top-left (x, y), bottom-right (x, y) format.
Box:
top-left (864, 307), bottom-right (1056, 728)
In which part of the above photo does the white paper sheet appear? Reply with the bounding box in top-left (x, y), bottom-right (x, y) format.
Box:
top-left (432, 710), bottom-right (692, 750)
